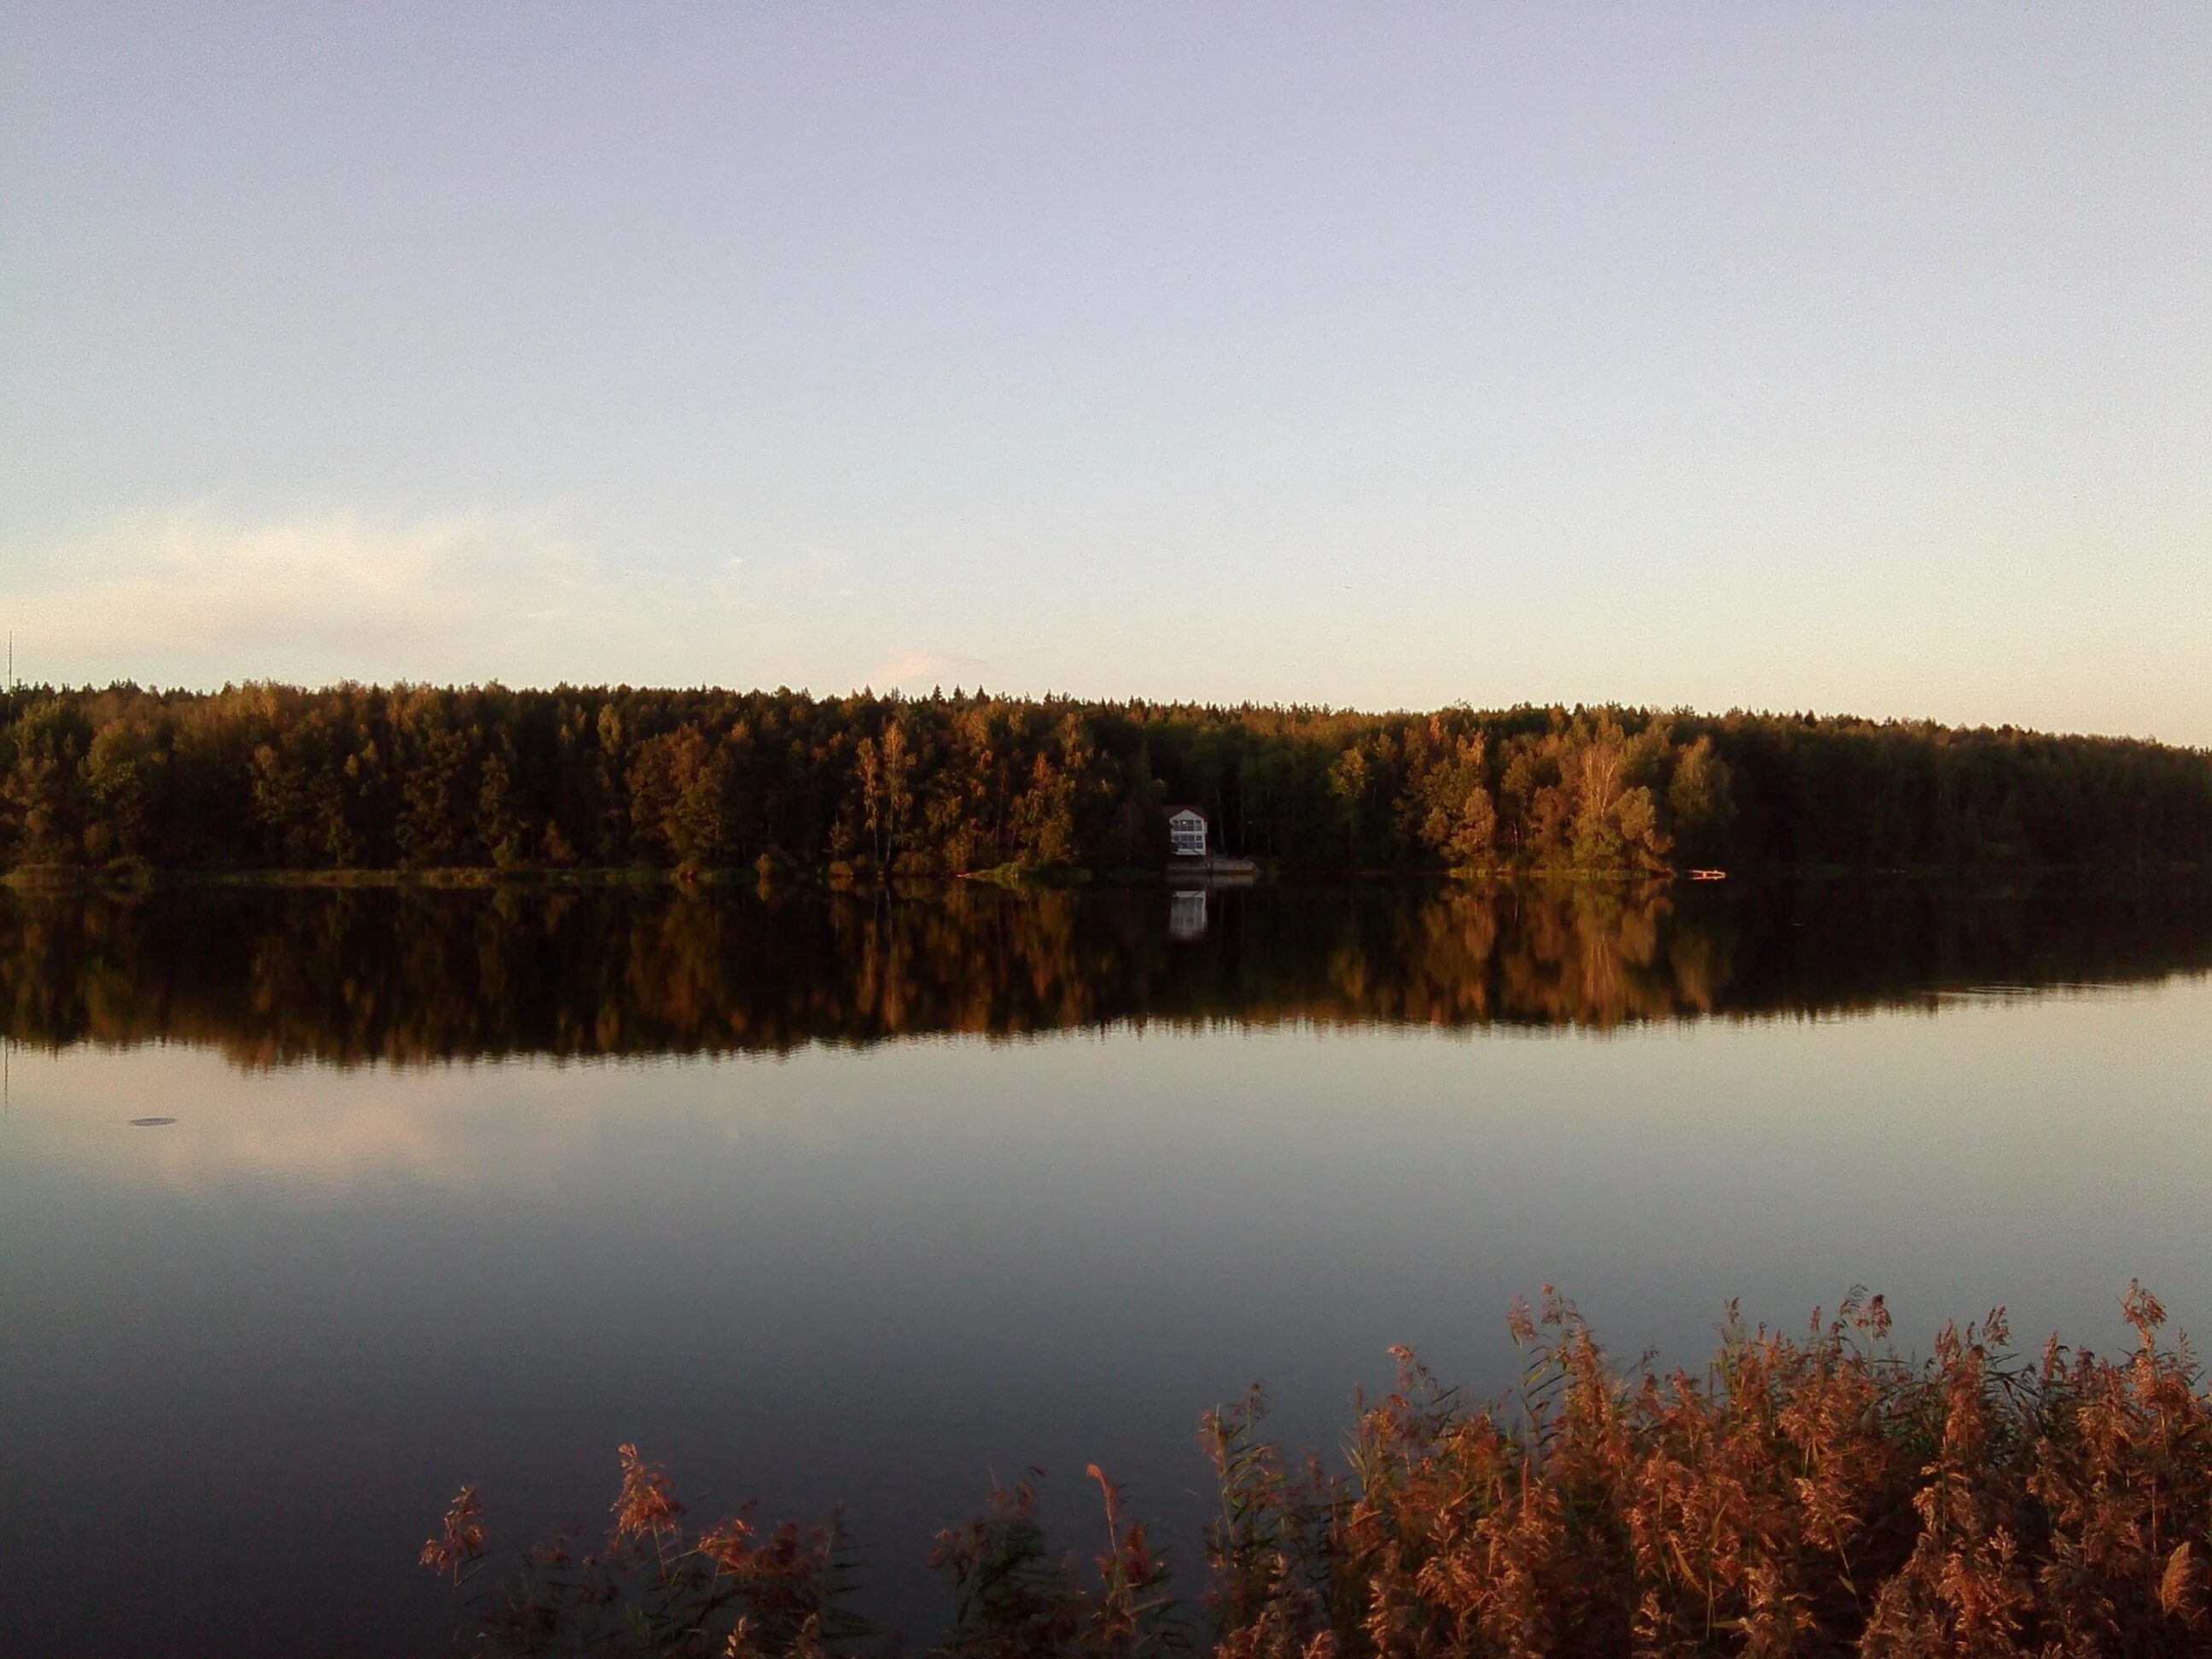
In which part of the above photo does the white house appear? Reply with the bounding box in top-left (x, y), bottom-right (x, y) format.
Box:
top-left (1167, 806), bottom-right (1209, 859)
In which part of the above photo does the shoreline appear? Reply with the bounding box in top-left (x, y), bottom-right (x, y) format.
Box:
top-left (2, 859), bottom-right (2205, 894)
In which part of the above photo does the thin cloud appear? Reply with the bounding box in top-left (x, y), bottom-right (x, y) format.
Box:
top-left (1, 504), bottom-right (651, 687)
top-left (870, 648), bottom-right (989, 690)
top-left (710, 545), bottom-right (859, 607)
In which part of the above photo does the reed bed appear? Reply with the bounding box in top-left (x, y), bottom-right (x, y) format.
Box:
top-left (426, 1284), bottom-right (2212, 1656)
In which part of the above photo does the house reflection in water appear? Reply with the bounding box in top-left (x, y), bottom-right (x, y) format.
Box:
top-left (1168, 888), bottom-right (1208, 941)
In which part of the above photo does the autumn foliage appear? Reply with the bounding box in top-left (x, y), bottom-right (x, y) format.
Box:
top-left (9, 682), bottom-right (2210, 878)
top-left (429, 1286), bottom-right (2212, 1656)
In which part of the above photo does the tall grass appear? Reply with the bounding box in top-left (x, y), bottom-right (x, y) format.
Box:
top-left (427, 1285), bottom-right (2212, 1656)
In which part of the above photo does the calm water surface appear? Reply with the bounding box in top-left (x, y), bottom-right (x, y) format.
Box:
top-left (2, 879), bottom-right (2209, 1655)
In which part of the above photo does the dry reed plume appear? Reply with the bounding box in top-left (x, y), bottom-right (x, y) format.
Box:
top-left (428, 1285), bottom-right (2212, 1656)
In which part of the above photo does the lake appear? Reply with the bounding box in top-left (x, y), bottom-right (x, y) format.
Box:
top-left (3, 877), bottom-right (2209, 1655)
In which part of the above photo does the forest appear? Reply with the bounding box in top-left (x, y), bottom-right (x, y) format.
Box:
top-left (1, 682), bottom-right (2207, 876)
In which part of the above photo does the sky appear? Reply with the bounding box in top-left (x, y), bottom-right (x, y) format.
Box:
top-left (2, 3), bottom-right (2207, 742)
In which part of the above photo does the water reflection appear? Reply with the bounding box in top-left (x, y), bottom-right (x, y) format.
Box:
top-left (2, 877), bottom-right (2209, 1066)
top-left (1167, 888), bottom-right (1208, 942)
top-left (7, 878), bottom-right (2212, 1659)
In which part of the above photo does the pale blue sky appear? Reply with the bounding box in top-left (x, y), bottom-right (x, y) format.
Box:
top-left (3, 3), bottom-right (2207, 740)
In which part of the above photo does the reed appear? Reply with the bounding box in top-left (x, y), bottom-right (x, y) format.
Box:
top-left (428, 1284), bottom-right (2212, 1656)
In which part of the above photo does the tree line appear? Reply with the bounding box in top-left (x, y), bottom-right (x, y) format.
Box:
top-left (1, 682), bottom-right (2206, 875)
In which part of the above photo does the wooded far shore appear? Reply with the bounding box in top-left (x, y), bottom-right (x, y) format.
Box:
top-left (2, 684), bottom-right (2206, 879)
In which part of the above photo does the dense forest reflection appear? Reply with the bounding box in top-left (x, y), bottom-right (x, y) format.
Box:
top-left (3, 879), bottom-right (2209, 1068)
